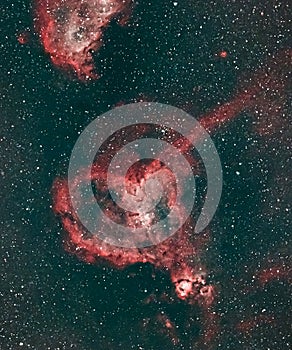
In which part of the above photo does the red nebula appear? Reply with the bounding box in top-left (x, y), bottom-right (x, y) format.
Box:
top-left (52, 50), bottom-right (291, 348)
top-left (53, 122), bottom-right (212, 305)
top-left (218, 50), bottom-right (228, 58)
top-left (17, 31), bottom-right (31, 45)
top-left (34, 0), bottom-right (133, 80)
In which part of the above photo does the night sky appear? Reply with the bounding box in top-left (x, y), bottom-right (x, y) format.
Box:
top-left (1, 1), bottom-right (291, 349)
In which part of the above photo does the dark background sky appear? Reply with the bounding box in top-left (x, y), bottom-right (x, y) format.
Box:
top-left (0, 1), bottom-right (291, 349)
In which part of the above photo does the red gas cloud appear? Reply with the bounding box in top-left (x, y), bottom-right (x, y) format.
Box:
top-left (52, 50), bottom-right (291, 348)
top-left (34, 0), bottom-right (133, 80)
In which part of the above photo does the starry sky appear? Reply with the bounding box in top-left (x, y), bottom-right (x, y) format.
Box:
top-left (0, 1), bottom-right (291, 349)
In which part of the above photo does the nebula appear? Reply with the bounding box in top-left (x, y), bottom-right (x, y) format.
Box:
top-left (34, 0), bottom-right (133, 80)
top-left (52, 50), bottom-right (291, 348)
